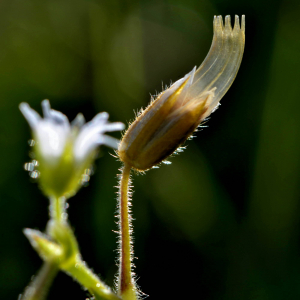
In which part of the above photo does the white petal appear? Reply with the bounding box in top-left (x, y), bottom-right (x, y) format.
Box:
top-left (97, 135), bottom-right (120, 149)
top-left (20, 101), bottom-right (71, 164)
top-left (73, 129), bottom-right (99, 161)
top-left (74, 118), bottom-right (124, 161)
top-left (41, 99), bottom-right (51, 118)
top-left (19, 103), bottom-right (41, 128)
top-left (71, 113), bottom-right (85, 128)
top-left (100, 122), bottom-right (125, 132)
top-left (20, 100), bottom-right (123, 165)
top-left (41, 99), bottom-right (70, 129)
top-left (35, 120), bottom-right (69, 161)
top-left (92, 112), bottom-right (109, 123)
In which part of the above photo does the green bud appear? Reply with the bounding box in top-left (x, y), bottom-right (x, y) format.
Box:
top-left (23, 228), bottom-right (63, 262)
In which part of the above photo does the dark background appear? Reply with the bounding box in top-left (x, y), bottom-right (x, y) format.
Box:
top-left (1, 0), bottom-right (300, 299)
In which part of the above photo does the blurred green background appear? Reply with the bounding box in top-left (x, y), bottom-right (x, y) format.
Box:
top-left (1, 0), bottom-right (300, 299)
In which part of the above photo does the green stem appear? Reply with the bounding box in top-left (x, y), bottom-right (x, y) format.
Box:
top-left (118, 163), bottom-right (137, 300)
top-left (50, 196), bottom-right (66, 223)
top-left (24, 194), bottom-right (121, 300)
top-left (48, 218), bottom-right (121, 300)
top-left (20, 261), bottom-right (59, 300)
top-left (61, 257), bottom-right (121, 300)
top-left (21, 197), bottom-right (65, 300)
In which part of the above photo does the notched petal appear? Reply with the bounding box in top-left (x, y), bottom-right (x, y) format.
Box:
top-left (19, 102), bottom-right (41, 128)
top-left (42, 99), bottom-right (70, 127)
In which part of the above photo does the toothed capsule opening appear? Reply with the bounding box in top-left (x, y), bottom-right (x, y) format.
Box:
top-left (187, 15), bottom-right (245, 108)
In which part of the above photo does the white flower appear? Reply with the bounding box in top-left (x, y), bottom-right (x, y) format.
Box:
top-left (20, 100), bottom-right (125, 165)
top-left (20, 100), bottom-right (125, 198)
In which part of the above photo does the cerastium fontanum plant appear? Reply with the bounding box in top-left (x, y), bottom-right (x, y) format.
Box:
top-left (19, 15), bottom-right (245, 300)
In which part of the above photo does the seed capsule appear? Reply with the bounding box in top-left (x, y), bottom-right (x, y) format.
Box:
top-left (118, 15), bottom-right (245, 171)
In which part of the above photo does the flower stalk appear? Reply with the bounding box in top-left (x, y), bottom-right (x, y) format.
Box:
top-left (49, 196), bottom-right (67, 224)
top-left (61, 257), bottom-right (121, 300)
top-left (20, 196), bottom-right (66, 300)
top-left (117, 163), bottom-right (137, 300)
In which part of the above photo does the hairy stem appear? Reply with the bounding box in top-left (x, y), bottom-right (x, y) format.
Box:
top-left (20, 261), bottom-right (59, 300)
top-left (118, 163), bottom-right (137, 300)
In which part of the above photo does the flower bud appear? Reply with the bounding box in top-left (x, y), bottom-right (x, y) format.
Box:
top-left (23, 228), bottom-right (63, 262)
top-left (118, 15), bottom-right (245, 171)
